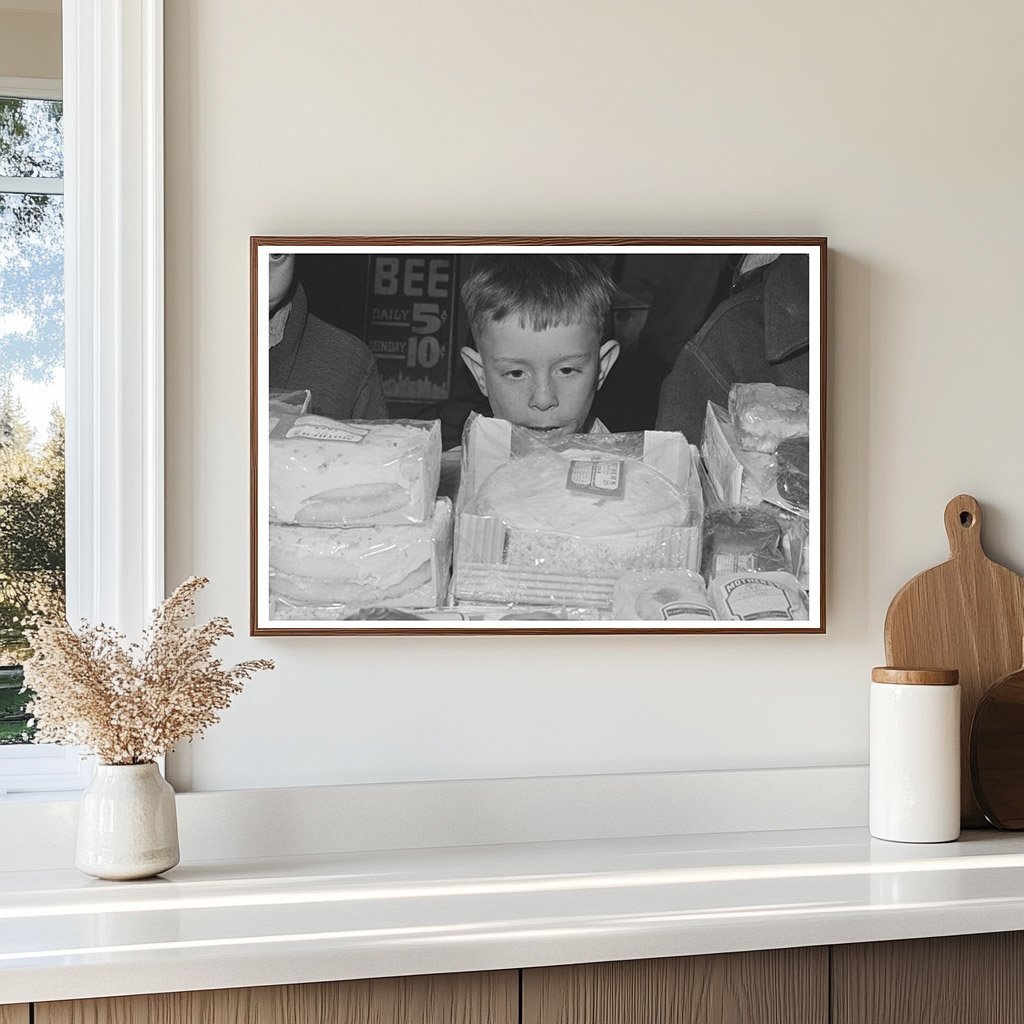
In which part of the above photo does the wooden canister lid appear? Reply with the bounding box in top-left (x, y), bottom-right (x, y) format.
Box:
top-left (871, 667), bottom-right (959, 686)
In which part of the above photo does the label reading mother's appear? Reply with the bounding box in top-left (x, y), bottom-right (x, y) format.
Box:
top-left (566, 459), bottom-right (626, 498)
top-left (720, 575), bottom-right (797, 620)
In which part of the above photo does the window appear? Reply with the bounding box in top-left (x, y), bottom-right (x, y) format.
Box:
top-left (0, 4), bottom-right (166, 800)
top-left (0, 87), bottom-right (65, 732)
top-left (0, 79), bottom-right (86, 797)
top-left (0, 77), bottom-right (79, 795)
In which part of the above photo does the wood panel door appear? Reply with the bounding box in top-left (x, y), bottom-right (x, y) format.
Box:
top-left (0, 1007), bottom-right (29, 1024)
top-left (36, 971), bottom-right (518, 1024)
top-left (832, 933), bottom-right (1024, 1024)
top-left (522, 948), bottom-right (828, 1024)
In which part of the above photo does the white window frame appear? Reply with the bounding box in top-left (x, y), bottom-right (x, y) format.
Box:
top-left (0, 0), bottom-right (164, 799)
top-left (0, 78), bottom-right (63, 205)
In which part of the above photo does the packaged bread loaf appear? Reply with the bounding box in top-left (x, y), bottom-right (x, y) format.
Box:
top-left (728, 383), bottom-right (809, 454)
top-left (269, 415), bottom-right (441, 526)
top-left (701, 505), bottom-right (788, 581)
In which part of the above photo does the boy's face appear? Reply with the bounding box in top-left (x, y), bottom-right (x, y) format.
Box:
top-left (462, 320), bottom-right (619, 437)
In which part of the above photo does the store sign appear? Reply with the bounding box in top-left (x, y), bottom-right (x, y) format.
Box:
top-left (364, 255), bottom-right (457, 402)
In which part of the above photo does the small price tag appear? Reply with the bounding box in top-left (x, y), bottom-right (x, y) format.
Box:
top-left (713, 552), bottom-right (759, 576)
top-left (271, 413), bottom-right (369, 443)
top-left (661, 603), bottom-right (716, 620)
top-left (287, 422), bottom-right (369, 443)
top-left (565, 459), bottom-right (626, 498)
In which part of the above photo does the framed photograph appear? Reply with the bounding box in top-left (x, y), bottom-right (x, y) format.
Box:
top-left (250, 237), bottom-right (826, 635)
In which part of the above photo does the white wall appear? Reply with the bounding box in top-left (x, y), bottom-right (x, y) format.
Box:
top-left (163, 0), bottom-right (1024, 791)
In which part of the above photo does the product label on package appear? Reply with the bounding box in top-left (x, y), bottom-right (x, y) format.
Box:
top-left (720, 576), bottom-right (797, 620)
top-left (270, 413), bottom-right (369, 443)
top-left (713, 552), bottom-right (759, 575)
top-left (566, 459), bottom-right (626, 498)
top-left (660, 602), bottom-right (716, 620)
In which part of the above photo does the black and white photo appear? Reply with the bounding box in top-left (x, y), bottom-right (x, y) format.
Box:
top-left (251, 238), bottom-right (826, 634)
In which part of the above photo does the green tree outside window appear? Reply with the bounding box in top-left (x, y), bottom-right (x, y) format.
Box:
top-left (0, 95), bottom-right (65, 743)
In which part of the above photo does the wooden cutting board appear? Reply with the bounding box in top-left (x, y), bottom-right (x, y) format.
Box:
top-left (884, 494), bottom-right (1024, 827)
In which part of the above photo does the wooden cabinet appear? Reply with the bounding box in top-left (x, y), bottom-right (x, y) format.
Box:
top-left (522, 948), bottom-right (828, 1024)
top-left (35, 972), bottom-right (518, 1024)
top-left (19, 933), bottom-right (1024, 1024)
top-left (832, 932), bottom-right (1024, 1024)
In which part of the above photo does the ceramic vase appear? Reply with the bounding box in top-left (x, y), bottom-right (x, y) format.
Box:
top-left (75, 762), bottom-right (180, 880)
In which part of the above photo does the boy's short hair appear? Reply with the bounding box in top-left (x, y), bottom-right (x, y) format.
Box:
top-left (461, 255), bottom-right (615, 341)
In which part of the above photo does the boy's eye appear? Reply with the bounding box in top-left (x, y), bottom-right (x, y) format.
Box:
top-left (502, 369), bottom-right (526, 380)
top-left (557, 366), bottom-right (582, 376)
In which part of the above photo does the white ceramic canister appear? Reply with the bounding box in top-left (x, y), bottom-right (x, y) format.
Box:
top-left (870, 667), bottom-right (961, 843)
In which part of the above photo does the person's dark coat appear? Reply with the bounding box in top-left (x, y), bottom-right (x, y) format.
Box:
top-left (655, 254), bottom-right (810, 444)
top-left (269, 284), bottom-right (387, 420)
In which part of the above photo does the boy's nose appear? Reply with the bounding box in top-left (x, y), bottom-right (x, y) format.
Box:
top-left (529, 377), bottom-right (558, 411)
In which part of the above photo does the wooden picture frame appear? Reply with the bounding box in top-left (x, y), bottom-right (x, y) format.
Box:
top-left (251, 237), bottom-right (827, 635)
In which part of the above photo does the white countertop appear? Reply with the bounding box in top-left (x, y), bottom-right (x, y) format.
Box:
top-left (5, 825), bottom-right (1024, 1004)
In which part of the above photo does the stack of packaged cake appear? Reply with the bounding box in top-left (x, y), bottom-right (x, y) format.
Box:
top-left (267, 413), bottom-right (450, 619)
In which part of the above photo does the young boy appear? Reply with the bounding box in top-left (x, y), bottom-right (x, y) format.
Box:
top-left (459, 255), bottom-right (620, 437)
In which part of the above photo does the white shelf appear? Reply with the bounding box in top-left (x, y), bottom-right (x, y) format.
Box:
top-left (4, 826), bottom-right (1024, 1004)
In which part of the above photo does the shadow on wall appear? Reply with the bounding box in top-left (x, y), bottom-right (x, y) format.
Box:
top-left (827, 249), bottom-right (872, 636)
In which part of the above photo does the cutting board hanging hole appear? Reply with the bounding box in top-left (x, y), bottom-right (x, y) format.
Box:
top-left (944, 494), bottom-right (982, 556)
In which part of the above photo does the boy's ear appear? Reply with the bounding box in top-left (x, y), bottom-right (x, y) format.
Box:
top-left (596, 339), bottom-right (620, 390)
top-left (460, 346), bottom-right (488, 396)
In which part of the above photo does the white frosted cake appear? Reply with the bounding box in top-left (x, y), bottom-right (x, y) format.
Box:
top-left (475, 451), bottom-right (697, 572)
top-left (453, 417), bottom-right (703, 608)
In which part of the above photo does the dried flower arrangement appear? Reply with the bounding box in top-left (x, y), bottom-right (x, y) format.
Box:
top-left (22, 577), bottom-right (273, 765)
